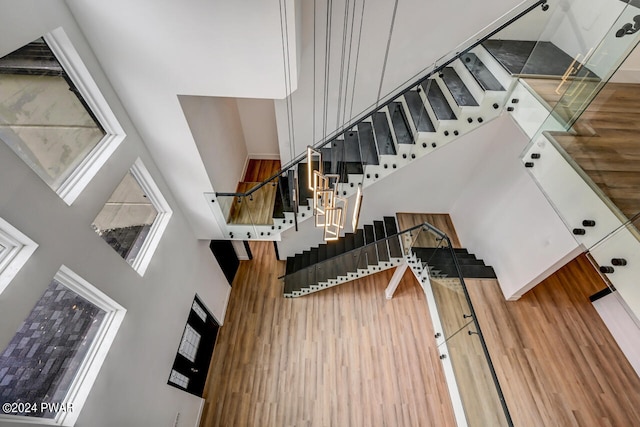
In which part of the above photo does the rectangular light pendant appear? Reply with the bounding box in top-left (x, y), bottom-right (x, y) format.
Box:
top-left (323, 207), bottom-right (342, 241)
top-left (352, 183), bottom-right (363, 230)
top-left (307, 147), bottom-right (323, 191)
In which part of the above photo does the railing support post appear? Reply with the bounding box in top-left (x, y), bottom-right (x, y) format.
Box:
top-left (385, 260), bottom-right (409, 299)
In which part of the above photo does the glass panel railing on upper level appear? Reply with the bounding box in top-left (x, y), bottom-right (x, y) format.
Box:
top-left (511, 1), bottom-right (640, 246)
top-left (488, 0), bottom-right (640, 130)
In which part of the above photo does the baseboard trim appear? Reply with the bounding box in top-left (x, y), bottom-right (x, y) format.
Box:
top-left (193, 399), bottom-right (205, 427)
top-left (247, 153), bottom-right (281, 160)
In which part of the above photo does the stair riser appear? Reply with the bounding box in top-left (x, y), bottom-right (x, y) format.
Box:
top-left (450, 60), bottom-right (486, 104)
top-left (434, 76), bottom-right (464, 117)
top-left (470, 45), bottom-right (514, 91)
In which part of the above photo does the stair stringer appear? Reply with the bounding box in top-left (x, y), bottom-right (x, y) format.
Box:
top-left (283, 256), bottom-right (404, 298)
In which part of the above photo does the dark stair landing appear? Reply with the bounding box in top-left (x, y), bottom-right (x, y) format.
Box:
top-left (482, 40), bottom-right (598, 78)
top-left (413, 247), bottom-right (496, 279)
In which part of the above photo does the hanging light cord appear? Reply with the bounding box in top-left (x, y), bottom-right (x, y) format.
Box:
top-left (348, 0), bottom-right (366, 122)
top-left (279, 0), bottom-right (296, 160)
top-left (376, 0), bottom-right (398, 108)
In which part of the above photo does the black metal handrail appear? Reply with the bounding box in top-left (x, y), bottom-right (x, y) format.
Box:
top-left (215, 0), bottom-right (547, 198)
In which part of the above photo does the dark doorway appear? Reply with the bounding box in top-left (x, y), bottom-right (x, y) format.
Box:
top-left (167, 295), bottom-right (219, 397)
top-left (209, 240), bottom-right (239, 286)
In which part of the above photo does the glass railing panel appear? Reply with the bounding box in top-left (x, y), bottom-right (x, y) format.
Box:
top-left (240, 177), bottom-right (281, 229)
top-left (521, 124), bottom-right (628, 248)
top-left (588, 212), bottom-right (640, 320)
top-left (535, 5), bottom-right (640, 129)
top-left (513, 0), bottom-right (640, 254)
top-left (438, 322), bottom-right (511, 427)
top-left (420, 242), bottom-right (475, 343)
top-left (216, 194), bottom-right (235, 227)
top-left (403, 223), bottom-right (513, 426)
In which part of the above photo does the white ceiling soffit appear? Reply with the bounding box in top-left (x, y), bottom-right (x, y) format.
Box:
top-left (65, 0), bottom-right (299, 239)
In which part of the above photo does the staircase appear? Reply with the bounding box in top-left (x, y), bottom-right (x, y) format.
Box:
top-left (213, 42), bottom-right (514, 240)
top-left (283, 216), bottom-right (404, 297)
top-left (283, 215), bottom-right (497, 297)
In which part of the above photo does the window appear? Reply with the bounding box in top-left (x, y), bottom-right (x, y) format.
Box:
top-left (0, 266), bottom-right (126, 426)
top-left (0, 217), bottom-right (38, 295)
top-left (177, 324), bottom-right (202, 363)
top-left (0, 28), bottom-right (125, 205)
top-left (92, 158), bottom-right (172, 276)
top-left (169, 370), bottom-right (190, 389)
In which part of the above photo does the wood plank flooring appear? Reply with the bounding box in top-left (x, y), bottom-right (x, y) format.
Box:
top-left (227, 159), bottom-right (281, 225)
top-left (523, 78), bottom-right (640, 219)
top-left (467, 255), bottom-right (640, 427)
top-left (200, 214), bottom-right (640, 427)
top-left (244, 159), bottom-right (281, 182)
top-left (430, 278), bottom-right (510, 427)
top-left (200, 241), bottom-right (456, 427)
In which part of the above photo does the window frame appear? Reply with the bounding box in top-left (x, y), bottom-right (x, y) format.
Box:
top-left (98, 158), bottom-right (173, 276)
top-left (40, 27), bottom-right (126, 205)
top-left (0, 217), bottom-right (38, 295)
top-left (0, 265), bottom-right (126, 426)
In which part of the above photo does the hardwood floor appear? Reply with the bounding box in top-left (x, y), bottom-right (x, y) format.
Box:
top-left (227, 159), bottom-right (281, 225)
top-left (200, 216), bottom-right (640, 426)
top-left (523, 78), bottom-right (640, 219)
top-left (228, 181), bottom-right (278, 225)
top-left (243, 159), bottom-right (281, 182)
top-left (200, 241), bottom-right (456, 426)
top-left (467, 255), bottom-right (640, 427)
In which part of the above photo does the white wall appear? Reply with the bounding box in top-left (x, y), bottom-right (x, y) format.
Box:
top-left (236, 98), bottom-right (281, 158)
top-left (275, 0), bottom-right (539, 164)
top-left (611, 44), bottom-right (640, 82)
top-left (0, 2), bottom-right (231, 426)
top-left (179, 96), bottom-right (248, 193)
top-left (65, 0), bottom-right (299, 239)
top-left (593, 291), bottom-right (640, 377)
top-left (450, 115), bottom-right (580, 300)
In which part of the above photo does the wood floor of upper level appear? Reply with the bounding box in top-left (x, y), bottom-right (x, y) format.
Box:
top-left (524, 78), bottom-right (640, 220)
top-left (199, 238), bottom-right (640, 426)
